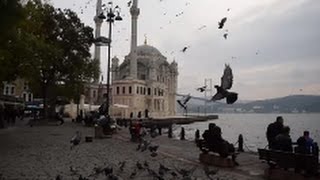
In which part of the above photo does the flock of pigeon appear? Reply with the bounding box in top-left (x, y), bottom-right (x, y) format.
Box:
top-left (56, 160), bottom-right (219, 180)
top-left (64, 125), bottom-right (221, 179)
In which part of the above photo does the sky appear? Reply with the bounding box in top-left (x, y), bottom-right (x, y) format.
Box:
top-left (48, 0), bottom-right (320, 100)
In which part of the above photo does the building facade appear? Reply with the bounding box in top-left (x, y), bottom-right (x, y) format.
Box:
top-left (2, 79), bottom-right (33, 102)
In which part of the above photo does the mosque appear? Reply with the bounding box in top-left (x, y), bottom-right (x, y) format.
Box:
top-left (86, 0), bottom-right (178, 118)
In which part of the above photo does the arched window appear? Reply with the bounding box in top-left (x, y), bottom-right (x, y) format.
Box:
top-left (147, 88), bottom-right (151, 95)
top-left (116, 87), bottom-right (120, 95)
top-left (129, 86), bottom-right (132, 94)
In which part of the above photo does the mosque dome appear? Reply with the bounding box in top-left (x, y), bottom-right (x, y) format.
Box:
top-left (136, 44), bottom-right (162, 56)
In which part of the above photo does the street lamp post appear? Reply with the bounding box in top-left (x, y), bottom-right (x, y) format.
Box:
top-left (96, 2), bottom-right (122, 117)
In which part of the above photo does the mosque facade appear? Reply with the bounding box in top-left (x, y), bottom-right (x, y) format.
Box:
top-left (110, 0), bottom-right (178, 118)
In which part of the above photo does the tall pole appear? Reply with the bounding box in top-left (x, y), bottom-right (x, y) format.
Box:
top-left (94, 0), bottom-right (103, 83)
top-left (96, 3), bottom-right (122, 117)
top-left (204, 79), bottom-right (207, 115)
top-left (204, 78), bottom-right (213, 115)
top-left (106, 9), bottom-right (113, 116)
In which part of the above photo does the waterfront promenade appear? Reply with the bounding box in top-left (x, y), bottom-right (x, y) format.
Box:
top-left (0, 119), bottom-right (267, 179)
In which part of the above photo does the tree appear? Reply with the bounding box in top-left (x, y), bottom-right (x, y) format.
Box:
top-left (1, 0), bottom-right (100, 118)
top-left (0, 0), bottom-right (25, 84)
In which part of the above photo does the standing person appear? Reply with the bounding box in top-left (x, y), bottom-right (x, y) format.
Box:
top-left (195, 129), bottom-right (200, 143)
top-left (266, 116), bottom-right (284, 149)
top-left (180, 127), bottom-right (185, 140)
top-left (157, 126), bottom-right (162, 135)
top-left (132, 120), bottom-right (142, 142)
top-left (144, 109), bottom-right (149, 118)
top-left (0, 103), bottom-right (4, 128)
top-left (168, 124), bottom-right (173, 138)
top-left (275, 126), bottom-right (293, 152)
top-left (296, 131), bottom-right (314, 154)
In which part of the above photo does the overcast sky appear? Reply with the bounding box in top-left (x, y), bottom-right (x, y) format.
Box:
top-left (49, 0), bottom-right (320, 100)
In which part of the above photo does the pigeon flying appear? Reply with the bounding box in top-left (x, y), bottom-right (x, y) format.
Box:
top-left (197, 86), bottom-right (207, 92)
top-left (127, 1), bottom-right (132, 7)
top-left (223, 33), bottom-right (228, 39)
top-left (177, 94), bottom-right (191, 110)
top-left (211, 64), bottom-right (238, 104)
top-left (218, 17), bottom-right (227, 29)
top-left (181, 46), bottom-right (189, 52)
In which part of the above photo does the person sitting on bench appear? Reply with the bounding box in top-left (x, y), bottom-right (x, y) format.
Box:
top-left (201, 123), bottom-right (236, 158)
top-left (296, 131), bottom-right (314, 154)
top-left (274, 126), bottom-right (293, 152)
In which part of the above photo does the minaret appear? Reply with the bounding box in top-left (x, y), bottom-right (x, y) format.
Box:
top-left (129, 0), bottom-right (140, 79)
top-left (130, 0), bottom-right (140, 52)
top-left (94, 0), bottom-right (103, 82)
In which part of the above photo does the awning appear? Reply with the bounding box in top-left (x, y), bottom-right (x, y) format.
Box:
top-left (112, 104), bottom-right (129, 108)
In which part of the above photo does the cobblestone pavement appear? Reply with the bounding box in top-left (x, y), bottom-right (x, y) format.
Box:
top-left (0, 120), bottom-right (266, 179)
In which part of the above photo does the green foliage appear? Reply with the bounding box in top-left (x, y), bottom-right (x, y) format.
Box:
top-left (0, 0), bottom-right (24, 83)
top-left (0, 0), bottom-right (100, 116)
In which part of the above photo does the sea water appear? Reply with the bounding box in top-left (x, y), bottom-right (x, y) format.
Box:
top-left (173, 113), bottom-right (320, 152)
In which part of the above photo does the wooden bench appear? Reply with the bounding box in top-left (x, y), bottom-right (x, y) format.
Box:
top-left (199, 152), bottom-right (236, 167)
top-left (258, 148), bottom-right (319, 176)
top-left (197, 139), bottom-right (238, 167)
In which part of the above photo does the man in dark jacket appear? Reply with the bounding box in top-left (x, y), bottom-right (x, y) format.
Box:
top-left (266, 116), bottom-right (284, 149)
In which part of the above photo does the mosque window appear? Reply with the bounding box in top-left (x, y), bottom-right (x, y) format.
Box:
top-left (140, 87), bottom-right (143, 94)
top-left (93, 90), bottom-right (96, 98)
top-left (116, 86), bottom-right (120, 95)
top-left (23, 93), bottom-right (27, 101)
top-left (122, 87), bottom-right (126, 94)
top-left (4, 86), bottom-right (9, 95)
top-left (158, 89), bottom-right (161, 96)
top-left (162, 101), bottom-right (165, 111)
top-left (154, 88), bottom-right (157, 96)
top-left (143, 87), bottom-right (146, 95)
top-left (148, 88), bottom-right (151, 95)
top-left (136, 86), bottom-right (139, 94)
top-left (28, 93), bottom-right (33, 102)
top-left (129, 86), bottom-right (132, 94)
top-left (23, 82), bottom-right (28, 90)
top-left (11, 86), bottom-right (15, 95)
